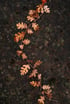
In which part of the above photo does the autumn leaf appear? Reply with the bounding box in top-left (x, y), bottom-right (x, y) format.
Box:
top-left (42, 85), bottom-right (51, 90)
top-left (16, 50), bottom-right (22, 56)
top-left (16, 22), bottom-right (27, 29)
top-left (38, 74), bottom-right (41, 80)
top-left (37, 81), bottom-right (41, 87)
top-left (43, 5), bottom-right (50, 13)
top-left (20, 68), bottom-right (28, 75)
top-left (19, 44), bottom-right (24, 49)
top-left (14, 36), bottom-right (19, 42)
top-left (30, 81), bottom-right (41, 87)
top-left (40, 96), bottom-right (45, 101)
top-left (27, 29), bottom-right (33, 35)
top-left (14, 32), bottom-right (25, 42)
top-left (32, 23), bottom-right (39, 31)
top-left (33, 60), bottom-right (42, 68)
top-left (42, 85), bottom-right (52, 99)
top-left (21, 53), bottom-right (27, 60)
top-left (29, 69), bottom-right (38, 78)
top-left (36, 4), bottom-right (44, 13)
top-left (22, 64), bottom-right (30, 69)
top-left (45, 91), bottom-right (52, 100)
top-left (27, 16), bottom-right (35, 22)
top-left (29, 9), bottom-right (39, 18)
top-left (20, 64), bottom-right (30, 75)
top-left (41, 8), bottom-right (44, 14)
top-left (28, 10), bottom-right (36, 16)
top-left (38, 96), bottom-right (45, 104)
top-left (38, 99), bottom-right (44, 104)
top-left (22, 39), bottom-right (30, 45)
top-left (18, 32), bottom-right (25, 40)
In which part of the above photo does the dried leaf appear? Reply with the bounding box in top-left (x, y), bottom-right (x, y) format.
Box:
top-left (27, 16), bottom-right (35, 22)
top-left (40, 96), bottom-right (45, 101)
top-left (28, 10), bottom-right (36, 16)
top-left (20, 64), bottom-right (30, 75)
top-left (29, 69), bottom-right (38, 78)
top-left (42, 85), bottom-right (52, 99)
top-left (30, 81), bottom-right (41, 87)
top-left (33, 60), bottom-right (42, 68)
top-left (19, 44), bottom-right (24, 49)
top-left (43, 5), bottom-right (50, 13)
top-left (32, 23), bottom-right (39, 31)
top-left (42, 85), bottom-right (51, 90)
top-left (37, 81), bottom-right (41, 87)
top-left (14, 32), bottom-right (25, 42)
top-left (18, 32), bottom-right (25, 40)
top-left (38, 99), bottom-right (44, 104)
top-left (41, 91), bottom-right (44, 95)
top-left (16, 50), bottom-right (22, 56)
top-left (22, 39), bottom-right (30, 45)
top-left (22, 53), bottom-right (27, 60)
top-left (14, 36), bottom-right (19, 42)
top-left (38, 74), bottom-right (41, 80)
top-left (16, 22), bottom-right (27, 29)
top-left (38, 96), bottom-right (45, 104)
top-left (45, 91), bottom-right (52, 99)
top-left (27, 29), bottom-right (33, 34)
top-left (22, 64), bottom-right (30, 69)
top-left (36, 4), bottom-right (43, 13)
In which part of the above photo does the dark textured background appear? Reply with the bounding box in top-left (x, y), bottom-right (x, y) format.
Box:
top-left (0, 0), bottom-right (70, 104)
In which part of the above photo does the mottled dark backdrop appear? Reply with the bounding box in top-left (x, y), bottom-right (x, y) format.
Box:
top-left (0, 0), bottom-right (70, 104)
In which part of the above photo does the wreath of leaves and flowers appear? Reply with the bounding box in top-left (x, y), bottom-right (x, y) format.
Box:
top-left (14, 0), bottom-right (52, 104)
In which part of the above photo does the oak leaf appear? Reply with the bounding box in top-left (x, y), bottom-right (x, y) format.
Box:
top-left (38, 74), bottom-right (41, 80)
top-left (30, 81), bottom-right (41, 87)
top-left (36, 4), bottom-right (44, 13)
top-left (27, 16), bottom-right (35, 22)
top-left (33, 60), bottom-right (42, 68)
top-left (16, 50), bottom-right (22, 56)
top-left (42, 85), bottom-right (51, 90)
top-left (20, 64), bottom-right (30, 75)
top-left (29, 69), bottom-right (38, 78)
top-left (16, 22), bottom-right (27, 29)
top-left (38, 96), bottom-right (45, 104)
top-left (32, 23), bottom-right (39, 31)
top-left (22, 53), bottom-right (27, 60)
top-left (19, 44), bottom-right (24, 49)
top-left (27, 29), bottom-right (33, 34)
top-left (43, 5), bottom-right (50, 13)
top-left (14, 32), bottom-right (25, 42)
top-left (28, 10), bottom-right (36, 16)
top-left (22, 39), bottom-right (30, 45)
